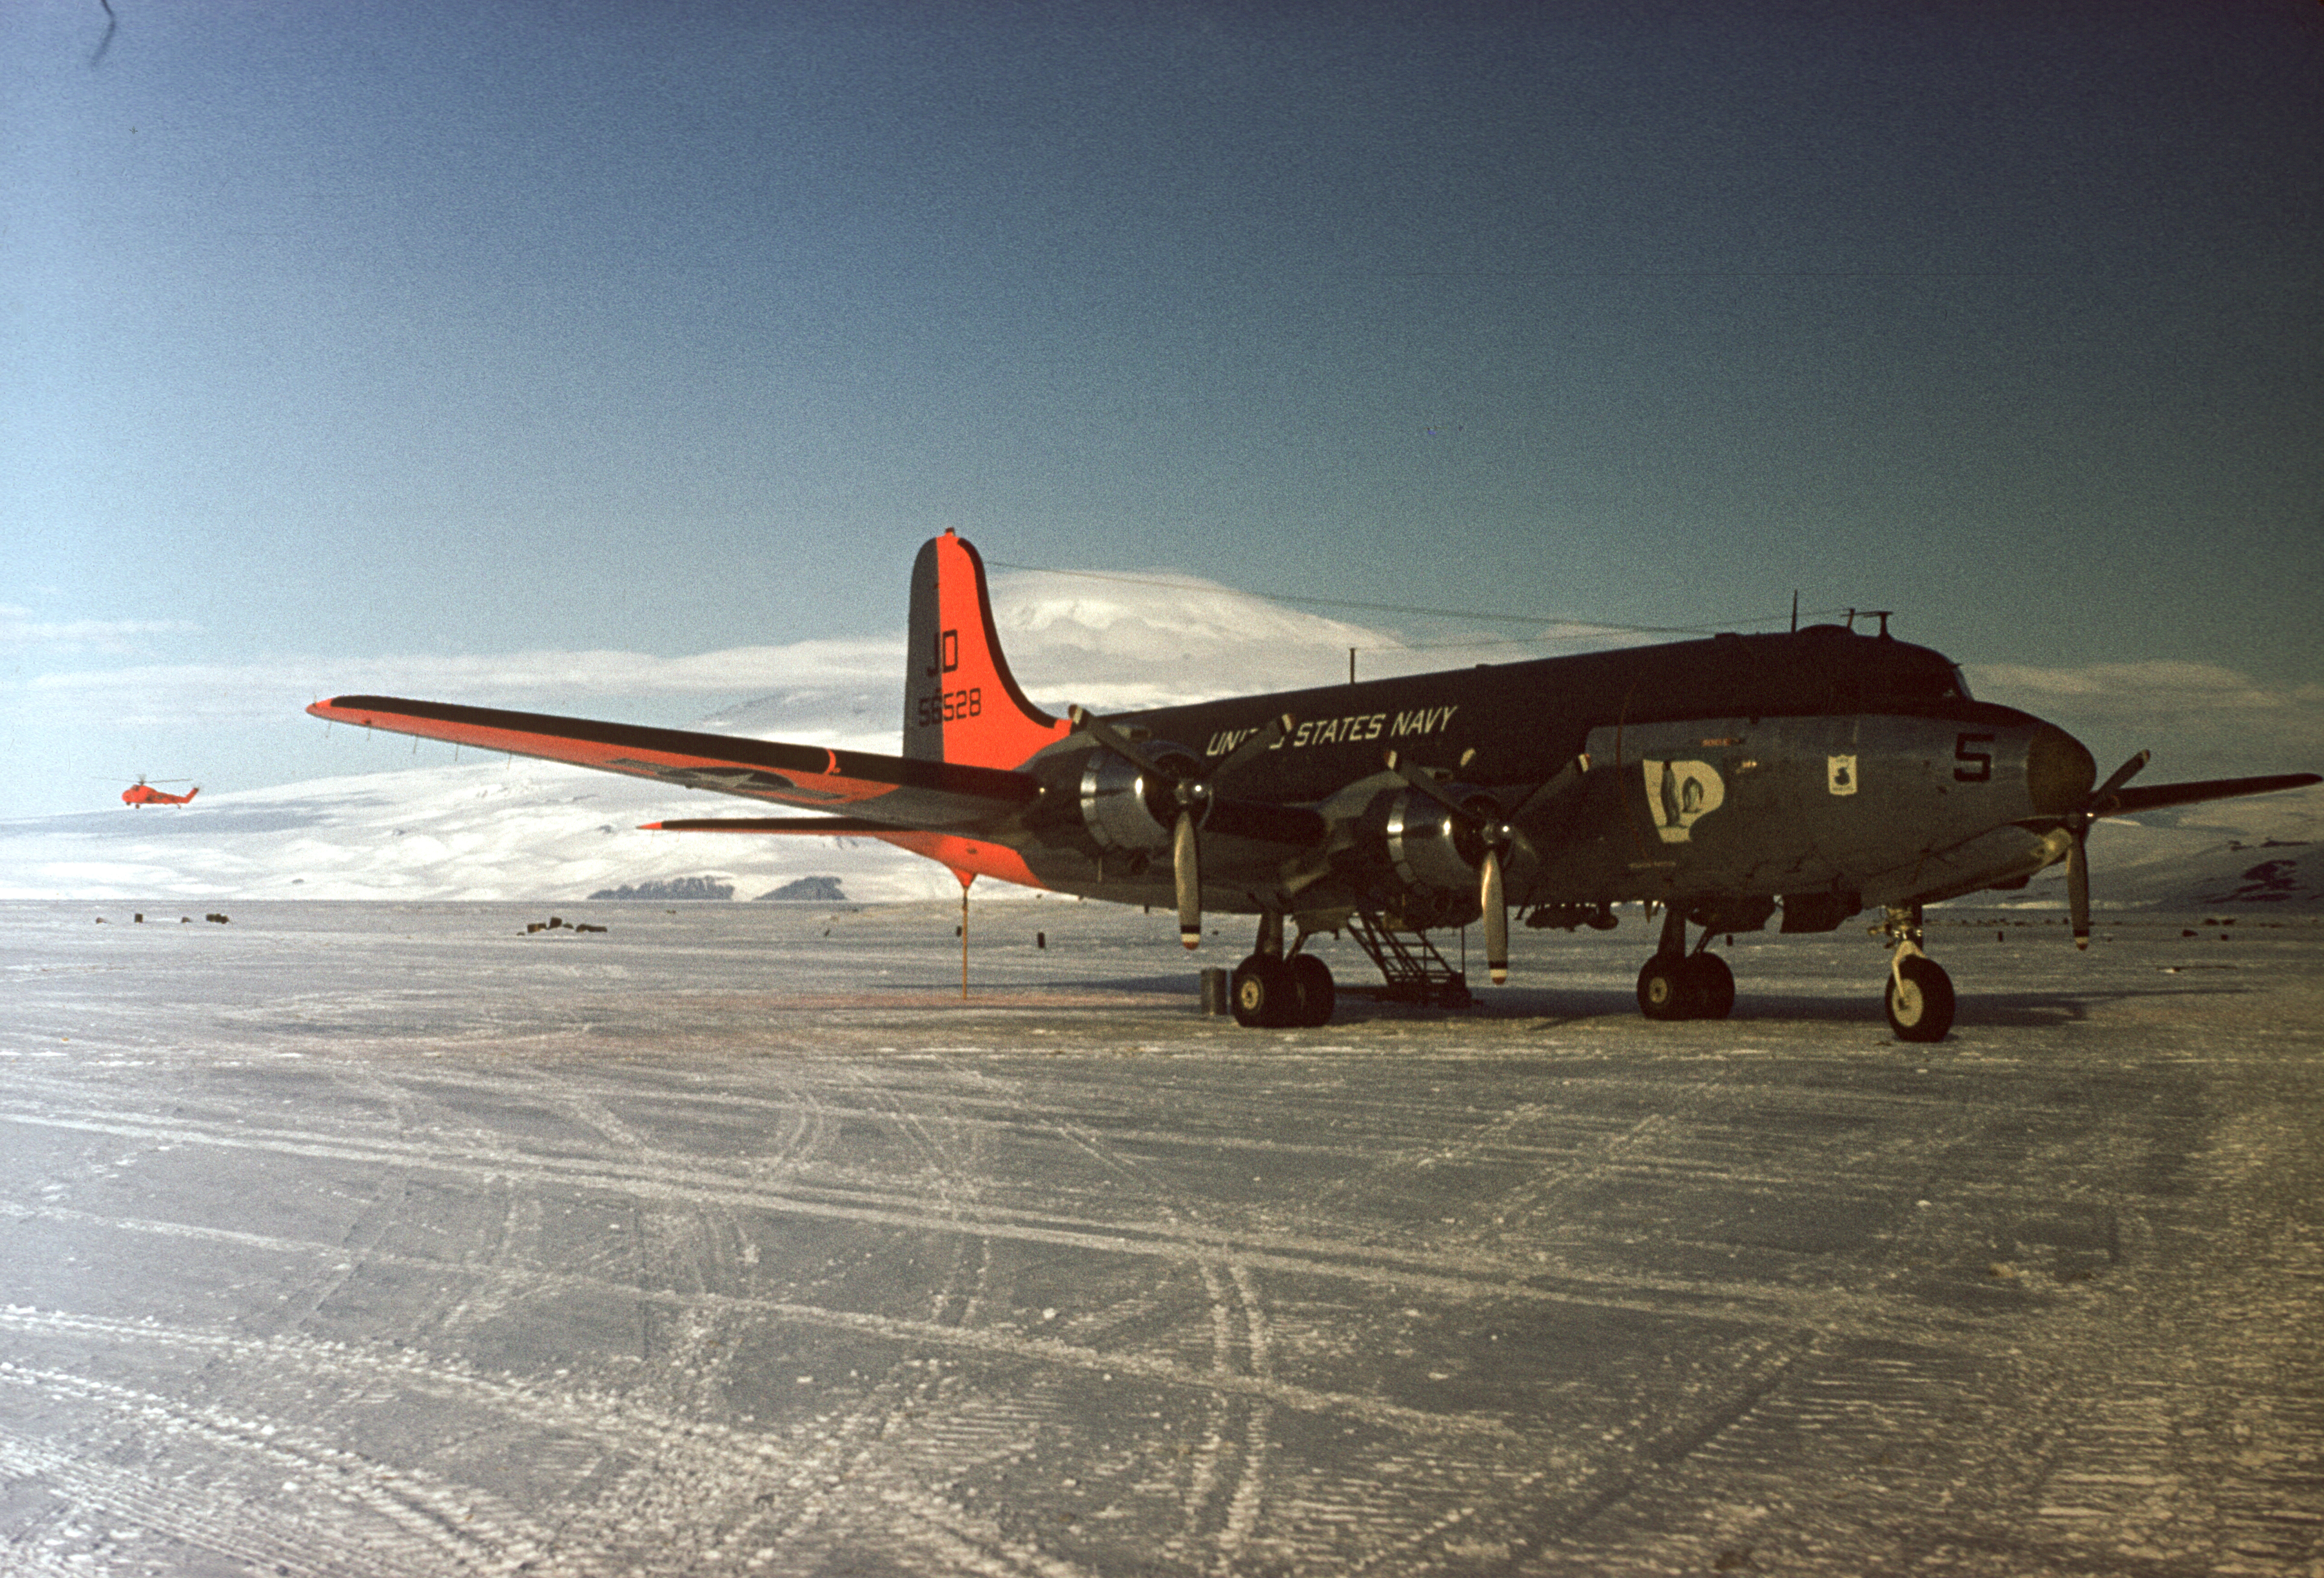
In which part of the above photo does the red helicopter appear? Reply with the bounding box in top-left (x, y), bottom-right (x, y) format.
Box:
top-left (120, 777), bottom-right (198, 807)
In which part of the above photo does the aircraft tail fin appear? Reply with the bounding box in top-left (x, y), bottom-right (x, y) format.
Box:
top-left (903, 531), bottom-right (1067, 768)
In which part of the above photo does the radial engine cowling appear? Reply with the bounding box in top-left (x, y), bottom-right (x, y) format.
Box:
top-left (1381, 785), bottom-right (1493, 895)
top-left (1079, 743), bottom-right (1204, 853)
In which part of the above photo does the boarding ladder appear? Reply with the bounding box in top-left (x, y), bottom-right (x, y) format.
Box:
top-left (1343, 912), bottom-right (1471, 1008)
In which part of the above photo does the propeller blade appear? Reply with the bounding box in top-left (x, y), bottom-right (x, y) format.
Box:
top-left (1383, 750), bottom-right (1472, 821)
top-left (1389, 749), bottom-right (1528, 981)
top-left (1172, 810), bottom-right (1203, 950)
top-left (1076, 704), bottom-right (1248, 954)
top-left (1211, 714), bottom-right (1294, 780)
top-left (1503, 753), bottom-right (1591, 870)
top-left (2092, 749), bottom-right (2152, 811)
top-left (2063, 750), bottom-right (2151, 952)
top-left (1508, 754), bottom-right (1591, 821)
top-left (1480, 847), bottom-right (1508, 985)
top-left (2068, 827), bottom-right (2092, 950)
top-left (1068, 704), bottom-right (1171, 780)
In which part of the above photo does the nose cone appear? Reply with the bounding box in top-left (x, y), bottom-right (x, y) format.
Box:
top-left (2026, 724), bottom-right (2096, 818)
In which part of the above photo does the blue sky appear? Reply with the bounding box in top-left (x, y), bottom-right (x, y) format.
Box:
top-left (5, 0), bottom-right (2319, 818)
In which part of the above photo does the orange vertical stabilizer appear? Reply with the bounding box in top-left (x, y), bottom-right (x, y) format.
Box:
top-left (901, 530), bottom-right (1069, 770)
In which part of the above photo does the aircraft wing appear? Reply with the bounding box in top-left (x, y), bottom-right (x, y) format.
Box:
top-left (306, 696), bottom-right (1041, 831)
top-left (641, 817), bottom-right (906, 833)
top-left (2094, 772), bottom-right (2319, 818)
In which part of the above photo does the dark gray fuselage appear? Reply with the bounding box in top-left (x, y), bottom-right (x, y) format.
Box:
top-left (997, 625), bottom-right (2094, 927)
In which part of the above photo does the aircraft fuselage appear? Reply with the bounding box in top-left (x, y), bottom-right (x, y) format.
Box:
top-left (992, 625), bottom-right (2092, 930)
top-left (308, 528), bottom-right (2315, 1037)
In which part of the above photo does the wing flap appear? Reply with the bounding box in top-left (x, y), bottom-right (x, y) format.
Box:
top-left (307, 696), bottom-right (1040, 830)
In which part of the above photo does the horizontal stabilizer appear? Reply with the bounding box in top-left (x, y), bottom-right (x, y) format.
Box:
top-left (307, 696), bottom-right (1039, 831)
top-left (644, 817), bottom-right (908, 834)
top-left (2097, 772), bottom-right (2319, 817)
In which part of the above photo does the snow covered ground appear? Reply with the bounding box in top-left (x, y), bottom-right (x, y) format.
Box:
top-left (3, 899), bottom-right (2319, 1574)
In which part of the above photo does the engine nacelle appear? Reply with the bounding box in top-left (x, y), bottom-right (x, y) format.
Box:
top-left (1381, 785), bottom-right (1490, 895)
top-left (1078, 743), bottom-right (1203, 853)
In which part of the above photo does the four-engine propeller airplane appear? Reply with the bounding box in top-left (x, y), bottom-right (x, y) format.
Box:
top-left (309, 531), bottom-right (2316, 1040)
top-left (120, 777), bottom-right (198, 807)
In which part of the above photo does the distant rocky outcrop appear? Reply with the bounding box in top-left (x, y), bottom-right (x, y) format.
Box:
top-left (2197, 857), bottom-right (2318, 906)
top-left (756, 876), bottom-right (848, 902)
top-left (587, 876), bottom-right (735, 901)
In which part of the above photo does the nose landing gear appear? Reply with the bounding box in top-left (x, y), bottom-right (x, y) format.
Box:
top-left (1881, 902), bottom-right (1955, 1042)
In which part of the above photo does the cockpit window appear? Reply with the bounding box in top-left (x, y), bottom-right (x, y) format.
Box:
top-left (1877, 660), bottom-right (1970, 702)
top-left (1950, 666), bottom-right (1973, 701)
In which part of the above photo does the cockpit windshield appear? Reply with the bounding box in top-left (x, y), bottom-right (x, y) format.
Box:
top-left (1869, 654), bottom-right (1973, 704)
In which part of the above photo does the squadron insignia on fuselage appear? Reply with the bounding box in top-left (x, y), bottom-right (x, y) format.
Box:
top-left (1643, 759), bottom-right (1724, 843)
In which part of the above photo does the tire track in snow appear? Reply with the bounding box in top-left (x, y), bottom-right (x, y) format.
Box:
top-left (0, 1366), bottom-right (550, 1576)
top-left (0, 1102), bottom-right (1915, 1338)
top-left (0, 1236), bottom-right (1502, 1441)
top-left (0, 1308), bottom-right (1097, 1578)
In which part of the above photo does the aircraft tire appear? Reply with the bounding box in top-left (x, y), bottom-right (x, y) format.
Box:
top-left (1231, 956), bottom-right (1292, 1028)
top-left (1680, 953), bottom-right (1735, 1019)
top-left (1287, 955), bottom-right (1336, 1027)
top-left (1636, 956), bottom-right (1695, 1020)
top-left (1886, 955), bottom-right (1956, 1043)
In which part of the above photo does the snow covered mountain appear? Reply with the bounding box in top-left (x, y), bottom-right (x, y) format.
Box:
top-left (692, 568), bottom-right (1400, 742)
top-left (0, 571), bottom-right (1401, 903)
top-left (5, 568), bottom-right (2317, 907)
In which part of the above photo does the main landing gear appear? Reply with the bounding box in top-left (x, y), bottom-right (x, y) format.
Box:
top-left (1881, 902), bottom-right (1955, 1043)
top-left (1230, 912), bottom-right (1337, 1028)
top-left (1635, 905), bottom-right (1735, 1021)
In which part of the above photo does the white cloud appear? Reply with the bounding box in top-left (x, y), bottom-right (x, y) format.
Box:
top-left (5, 571), bottom-right (1405, 732)
top-left (0, 607), bottom-right (202, 652)
top-left (1971, 661), bottom-right (2309, 711)
top-left (1968, 661), bottom-right (2324, 779)
top-left (14, 639), bottom-right (906, 727)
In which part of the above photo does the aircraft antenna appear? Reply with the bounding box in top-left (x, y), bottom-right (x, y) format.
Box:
top-left (989, 559), bottom-right (1834, 641)
top-left (1790, 591), bottom-right (1798, 633)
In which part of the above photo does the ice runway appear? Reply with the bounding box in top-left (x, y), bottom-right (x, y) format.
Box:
top-left (3, 900), bottom-right (2320, 1576)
